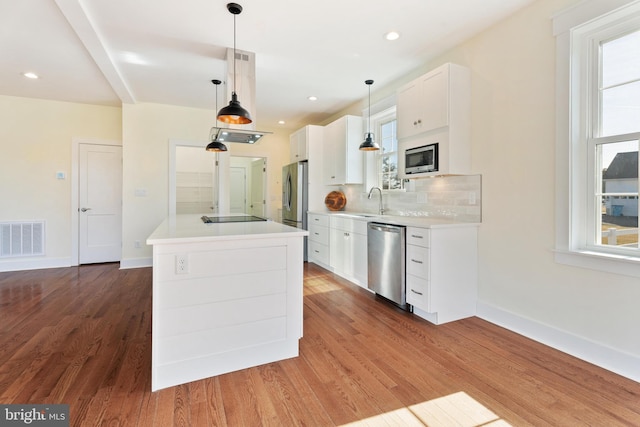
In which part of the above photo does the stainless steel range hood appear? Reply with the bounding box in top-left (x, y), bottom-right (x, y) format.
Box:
top-left (212, 49), bottom-right (271, 144)
top-left (211, 127), bottom-right (271, 144)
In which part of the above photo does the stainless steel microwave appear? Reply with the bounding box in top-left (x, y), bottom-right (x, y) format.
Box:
top-left (405, 143), bottom-right (439, 174)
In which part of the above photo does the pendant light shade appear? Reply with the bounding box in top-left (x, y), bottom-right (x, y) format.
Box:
top-left (217, 92), bottom-right (252, 125)
top-left (206, 139), bottom-right (228, 152)
top-left (360, 79), bottom-right (380, 151)
top-left (217, 3), bottom-right (252, 125)
top-left (207, 79), bottom-right (228, 152)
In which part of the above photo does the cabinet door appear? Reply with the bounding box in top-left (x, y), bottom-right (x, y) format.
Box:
top-left (352, 231), bottom-right (367, 286)
top-left (329, 227), bottom-right (347, 271)
top-left (397, 78), bottom-right (423, 139)
top-left (419, 69), bottom-right (448, 132)
top-left (396, 64), bottom-right (450, 139)
top-left (323, 116), bottom-right (363, 185)
top-left (323, 120), bottom-right (344, 185)
top-left (290, 128), bottom-right (308, 162)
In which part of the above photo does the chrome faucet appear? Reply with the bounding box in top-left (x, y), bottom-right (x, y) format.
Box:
top-left (368, 187), bottom-right (384, 215)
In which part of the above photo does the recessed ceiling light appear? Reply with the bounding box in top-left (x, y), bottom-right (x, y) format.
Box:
top-left (308, 96), bottom-right (318, 101)
top-left (385, 31), bottom-right (400, 41)
top-left (23, 72), bottom-right (39, 79)
top-left (278, 120), bottom-right (285, 125)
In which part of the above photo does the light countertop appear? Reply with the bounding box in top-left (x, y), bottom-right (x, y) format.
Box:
top-left (308, 211), bottom-right (480, 229)
top-left (147, 214), bottom-right (308, 245)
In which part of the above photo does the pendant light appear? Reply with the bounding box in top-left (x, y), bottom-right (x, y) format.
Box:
top-left (217, 3), bottom-right (252, 125)
top-left (206, 79), bottom-right (228, 152)
top-left (359, 79), bottom-right (380, 151)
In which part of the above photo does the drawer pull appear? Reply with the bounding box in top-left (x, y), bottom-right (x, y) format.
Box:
top-left (314, 250), bottom-right (320, 253)
top-left (411, 234), bottom-right (424, 239)
top-left (410, 258), bottom-right (423, 264)
top-left (411, 289), bottom-right (423, 296)
top-left (314, 232), bottom-right (319, 235)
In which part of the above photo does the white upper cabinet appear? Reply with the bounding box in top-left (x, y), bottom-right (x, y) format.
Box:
top-left (289, 127), bottom-right (309, 162)
top-left (397, 67), bottom-right (449, 138)
top-left (397, 63), bottom-right (471, 177)
top-left (323, 115), bottom-right (364, 185)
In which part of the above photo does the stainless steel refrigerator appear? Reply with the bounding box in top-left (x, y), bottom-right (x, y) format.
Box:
top-left (282, 161), bottom-right (308, 260)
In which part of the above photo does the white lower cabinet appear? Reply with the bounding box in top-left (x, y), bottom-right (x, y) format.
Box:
top-left (329, 216), bottom-right (367, 288)
top-left (308, 213), bottom-right (330, 268)
top-left (406, 225), bottom-right (477, 325)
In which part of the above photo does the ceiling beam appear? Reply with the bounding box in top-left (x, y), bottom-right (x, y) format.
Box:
top-left (54, 0), bottom-right (135, 104)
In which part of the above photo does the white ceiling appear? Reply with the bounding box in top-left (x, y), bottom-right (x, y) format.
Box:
top-left (2, 0), bottom-right (535, 131)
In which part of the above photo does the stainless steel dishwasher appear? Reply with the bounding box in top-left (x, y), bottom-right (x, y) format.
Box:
top-left (367, 222), bottom-right (411, 311)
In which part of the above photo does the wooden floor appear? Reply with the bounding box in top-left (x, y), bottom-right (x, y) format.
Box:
top-left (1, 262), bottom-right (639, 426)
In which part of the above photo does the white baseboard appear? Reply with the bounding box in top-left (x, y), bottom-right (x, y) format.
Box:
top-left (0, 257), bottom-right (72, 273)
top-left (119, 257), bottom-right (152, 269)
top-left (476, 301), bottom-right (640, 383)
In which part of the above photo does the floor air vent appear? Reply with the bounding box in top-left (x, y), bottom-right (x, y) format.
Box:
top-left (0, 221), bottom-right (45, 257)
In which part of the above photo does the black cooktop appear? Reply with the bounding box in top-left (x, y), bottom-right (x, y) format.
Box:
top-left (201, 215), bottom-right (267, 224)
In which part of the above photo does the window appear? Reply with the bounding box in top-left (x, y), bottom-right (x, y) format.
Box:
top-left (372, 106), bottom-right (403, 190)
top-left (554, 0), bottom-right (640, 275)
top-left (591, 30), bottom-right (640, 253)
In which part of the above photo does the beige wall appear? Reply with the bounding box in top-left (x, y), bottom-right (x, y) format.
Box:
top-left (121, 102), bottom-right (289, 265)
top-left (0, 95), bottom-right (121, 268)
top-left (458, 0), bottom-right (640, 361)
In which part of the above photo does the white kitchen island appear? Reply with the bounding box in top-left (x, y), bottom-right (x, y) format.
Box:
top-left (147, 214), bottom-right (308, 391)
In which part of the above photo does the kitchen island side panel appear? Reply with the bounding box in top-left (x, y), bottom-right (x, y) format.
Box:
top-left (150, 235), bottom-right (304, 391)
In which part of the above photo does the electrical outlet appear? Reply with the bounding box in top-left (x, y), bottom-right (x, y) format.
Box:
top-left (134, 240), bottom-right (141, 248)
top-left (468, 192), bottom-right (476, 205)
top-left (175, 254), bottom-right (189, 274)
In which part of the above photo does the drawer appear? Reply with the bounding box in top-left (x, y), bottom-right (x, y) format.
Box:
top-left (308, 223), bottom-right (329, 245)
top-left (330, 216), bottom-right (367, 235)
top-left (308, 241), bottom-right (329, 265)
top-left (407, 244), bottom-right (429, 278)
top-left (407, 227), bottom-right (430, 248)
top-left (406, 274), bottom-right (429, 309)
top-left (308, 213), bottom-right (329, 228)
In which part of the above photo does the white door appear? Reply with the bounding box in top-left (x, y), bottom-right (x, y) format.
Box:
top-left (250, 159), bottom-right (265, 217)
top-left (79, 144), bottom-right (122, 264)
top-left (230, 167), bottom-right (246, 213)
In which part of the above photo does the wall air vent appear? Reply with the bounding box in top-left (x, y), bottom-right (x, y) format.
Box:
top-left (0, 221), bottom-right (45, 258)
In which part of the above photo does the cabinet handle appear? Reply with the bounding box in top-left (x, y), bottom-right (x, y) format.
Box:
top-left (314, 232), bottom-right (319, 235)
top-left (344, 232), bottom-right (350, 236)
top-left (314, 218), bottom-right (320, 221)
top-left (411, 234), bottom-right (423, 239)
top-left (331, 175), bottom-right (336, 179)
top-left (314, 250), bottom-right (320, 253)
top-left (411, 289), bottom-right (423, 296)
top-left (410, 258), bottom-right (423, 264)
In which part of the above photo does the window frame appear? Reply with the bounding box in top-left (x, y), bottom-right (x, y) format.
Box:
top-left (372, 106), bottom-right (403, 191)
top-left (554, 0), bottom-right (640, 277)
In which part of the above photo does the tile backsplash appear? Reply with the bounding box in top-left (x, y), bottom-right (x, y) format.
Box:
top-left (337, 174), bottom-right (481, 223)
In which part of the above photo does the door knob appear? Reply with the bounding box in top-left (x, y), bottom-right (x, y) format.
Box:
top-left (80, 207), bottom-right (91, 212)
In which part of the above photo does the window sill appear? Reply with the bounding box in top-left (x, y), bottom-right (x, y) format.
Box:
top-left (554, 249), bottom-right (640, 278)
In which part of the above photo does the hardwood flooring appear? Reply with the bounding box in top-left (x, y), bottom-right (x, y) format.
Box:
top-left (0, 262), bottom-right (639, 426)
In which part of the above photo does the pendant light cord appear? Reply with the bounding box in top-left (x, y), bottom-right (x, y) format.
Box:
top-left (233, 13), bottom-right (237, 95)
top-left (368, 83), bottom-right (371, 133)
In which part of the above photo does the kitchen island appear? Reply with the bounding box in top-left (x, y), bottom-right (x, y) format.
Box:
top-left (147, 214), bottom-right (308, 391)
